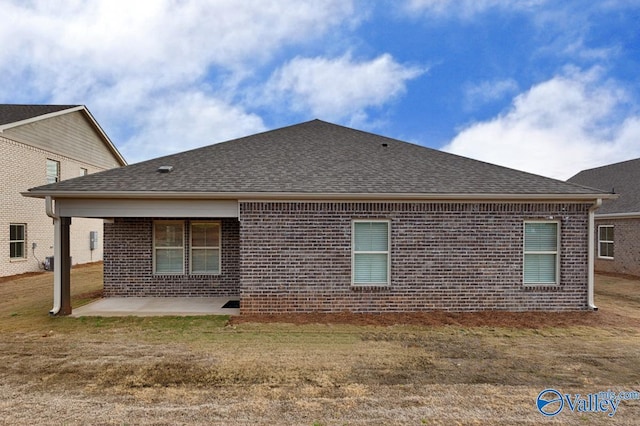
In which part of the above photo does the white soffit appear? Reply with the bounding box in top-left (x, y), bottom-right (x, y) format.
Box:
top-left (55, 199), bottom-right (238, 218)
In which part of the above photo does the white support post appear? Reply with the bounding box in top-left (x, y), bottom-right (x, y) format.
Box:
top-left (50, 217), bottom-right (62, 315)
top-left (588, 199), bottom-right (602, 311)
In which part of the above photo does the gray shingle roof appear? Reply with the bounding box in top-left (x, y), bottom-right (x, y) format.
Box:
top-left (27, 119), bottom-right (609, 197)
top-left (568, 158), bottom-right (640, 214)
top-left (0, 104), bottom-right (79, 126)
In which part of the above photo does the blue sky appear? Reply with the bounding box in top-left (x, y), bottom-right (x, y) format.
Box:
top-left (1, 0), bottom-right (639, 179)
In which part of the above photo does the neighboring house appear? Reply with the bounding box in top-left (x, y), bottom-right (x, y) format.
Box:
top-left (25, 120), bottom-right (612, 315)
top-left (568, 158), bottom-right (639, 277)
top-left (1, 104), bottom-right (126, 277)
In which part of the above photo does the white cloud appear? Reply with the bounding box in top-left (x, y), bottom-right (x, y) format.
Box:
top-left (119, 92), bottom-right (266, 163)
top-left (464, 78), bottom-right (519, 110)
top-left (1, 0), bottom-right (357, 75)
top-left (562, 38), bottom-right (620, 61)
top-left (443, 67), bottom-right (640, 180)
top-left (0, 0), bottom-right (358, 161)
top-left (263, 54), bottom-right (424, 123)
top-left (404, 0), bottom-right (546, 18)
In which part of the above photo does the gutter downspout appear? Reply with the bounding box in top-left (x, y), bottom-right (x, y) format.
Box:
top-left (588, 199), bottom-right (602, 311)
top-left (45, 196), bottom-right (61, 315)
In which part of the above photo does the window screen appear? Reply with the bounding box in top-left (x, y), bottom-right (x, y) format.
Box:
top-left (10, 224), bottom-right (26, 259)
top-left (598, 225), bottom-right (614, 259)
top-left (46, 159), bottom-right (60, 184)
top-left (154, 222), bottom-right (184, 274)
top-left (353, 221), bottom-right (389, 285)
top-left (524, 222), bottom-right (558, 285)
top-left (191, 222), bottom-right (221, 274)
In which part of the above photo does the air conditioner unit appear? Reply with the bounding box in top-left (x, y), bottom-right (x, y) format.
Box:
top-left (44, 256), bottom-right (72, 271)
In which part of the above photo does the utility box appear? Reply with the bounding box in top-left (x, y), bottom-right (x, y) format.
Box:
top-left (89, 231), bottom-right (98, 250)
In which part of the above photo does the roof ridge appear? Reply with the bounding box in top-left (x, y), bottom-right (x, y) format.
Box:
top-left (24, 120), bottom-right (612, 198)
top-left (575, 157), bottom-right (640, 174)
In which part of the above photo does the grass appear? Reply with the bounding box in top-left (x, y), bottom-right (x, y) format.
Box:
top-left (0, 263), bottom-right (639, 424)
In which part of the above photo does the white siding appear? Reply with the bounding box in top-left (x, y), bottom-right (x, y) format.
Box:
top-left (2, 111), bottom-right (121, 169)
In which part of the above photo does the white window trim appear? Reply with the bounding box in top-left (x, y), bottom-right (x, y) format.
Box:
top-left (9, 223), bottom-right (26, 260)
top-left (597, 225), bottom-right (614, 260)
top-left (153, 220), bottom-right (185, 275)
top-left (523, 220), bottom-right (560, 286)
top-left (190, 221), bottom-right (222, 275)
top-left (46, 159), bottom-right (60, 184)
top-left (351, 219), bottom-right (391, 286)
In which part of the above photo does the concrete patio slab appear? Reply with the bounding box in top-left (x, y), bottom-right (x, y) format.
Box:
top-left (71, 297), bottom-right (240, 317)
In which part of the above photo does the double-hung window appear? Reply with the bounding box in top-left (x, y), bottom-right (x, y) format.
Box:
top-left (153, 221), bottom-right (184, 274)
top-left (153, 221), bottom-right (223, 275)
top-left (46, 159), bottom-right (60, 184)
top-left (598, 225), bottom-right (614, 259)
top-left (190, 222), bottom-right (221, 274)
top-left (352, 220), bottom-right (390, 286)
top-left (10, 224), bottom-right (26, 259)
top-left (523, 221), bottom-right (559, 285)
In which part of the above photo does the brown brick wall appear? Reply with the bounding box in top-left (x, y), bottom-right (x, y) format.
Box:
top-left (594, 218), bottom-right (640, 277)
top-left (103, 218), bottom-right (240, 296)
top-left (239, 202), bottom-right (591, 313)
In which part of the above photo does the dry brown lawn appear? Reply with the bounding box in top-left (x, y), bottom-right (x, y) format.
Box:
top-left (0, 263), bottom-right (638, 425)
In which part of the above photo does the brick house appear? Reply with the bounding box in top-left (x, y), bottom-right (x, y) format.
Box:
top-left (1, 104), bottom-right (126, 277)
top-left (568, 158), bottom-right (639, 277)
top-left (25, 120), bottom-right (612, 314)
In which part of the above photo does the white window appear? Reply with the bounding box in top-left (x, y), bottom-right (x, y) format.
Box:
top-left (523, 221), bottom-right (559, 285)
top-left (10, 224), bottom-right (26, 259)
top-left (352, 220), bottom-right (390, 286)
top-left (598, 225), bottom-right (614, 259)
top-left (190, 222), bottom-right (221, 274)
top-left (46, 159), bottom-right (60, 184)
top-left (80, 167), bottom-right (88, 176)
top-left (153, 221), bottom-right (184, 274)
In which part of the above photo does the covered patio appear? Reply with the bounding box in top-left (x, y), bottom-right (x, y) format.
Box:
top-left (32, 196), bottom-right (241, 316)
top-left (72, 297), bottom-right (240, 317)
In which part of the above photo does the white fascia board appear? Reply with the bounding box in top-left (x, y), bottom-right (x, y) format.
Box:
top-left (55, 198), bottom-right (239, 218)
top-left (23, 190), bottom-right (616, 202)
top-left (595, 212), bottom-right (640, 219)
